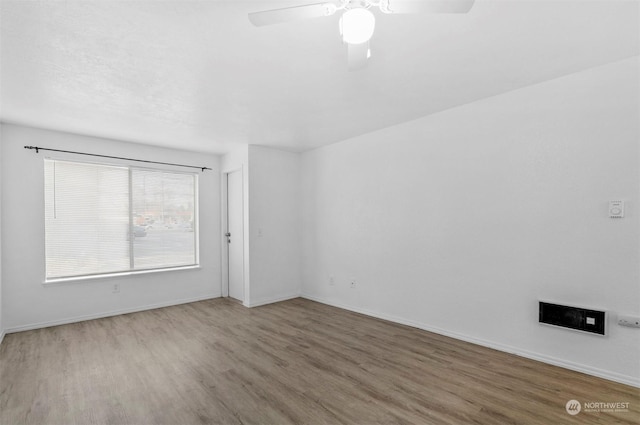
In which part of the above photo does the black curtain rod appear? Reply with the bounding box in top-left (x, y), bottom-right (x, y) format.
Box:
top-left (24, 146), bottom-right (212, 172)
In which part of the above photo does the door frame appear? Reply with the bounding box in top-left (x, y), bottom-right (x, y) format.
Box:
top-left (221, 167), bottom-right (246, 301)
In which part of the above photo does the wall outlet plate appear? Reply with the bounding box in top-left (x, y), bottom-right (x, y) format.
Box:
top-left (618, 315), bottom-right (640, 328)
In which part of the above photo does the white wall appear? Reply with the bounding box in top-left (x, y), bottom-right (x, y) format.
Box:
top-left (247, 146), bottom-right (301, 306)
top-left (300, 57), bottom-right (640, 386)
top-left (1, 124), bottom-right (222, 331)
top-left (0, 123), bottom-right (4, 343)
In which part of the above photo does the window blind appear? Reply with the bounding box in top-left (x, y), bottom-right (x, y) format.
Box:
top-left (44, 159), bottom-right (198, 279)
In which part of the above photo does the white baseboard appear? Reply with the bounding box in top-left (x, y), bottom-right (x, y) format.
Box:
top-left (5, 293), bottom-right (221, 334)
top-left (301, 294), bottom-right (640, 389)
top-left (245, 292), bottom-right (300, 308)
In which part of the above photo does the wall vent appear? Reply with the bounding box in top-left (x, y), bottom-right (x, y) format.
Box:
top-left (539, 301), bottom-right (606, 335)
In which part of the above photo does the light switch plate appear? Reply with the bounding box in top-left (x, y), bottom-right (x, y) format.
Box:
top-left (609, 200), bottom-right (624, 218)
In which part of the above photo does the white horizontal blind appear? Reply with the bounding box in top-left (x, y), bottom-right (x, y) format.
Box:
top-left (44, 159), bottom-right (198, 279)
top-left (44, 160), bottom-right (130, 278)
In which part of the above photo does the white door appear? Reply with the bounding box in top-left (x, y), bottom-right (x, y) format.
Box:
top-left (227, 170), bottom-right (244, 301)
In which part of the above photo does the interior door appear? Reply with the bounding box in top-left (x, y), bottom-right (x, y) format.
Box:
top-left (227, 170), bottom-right (244, 301)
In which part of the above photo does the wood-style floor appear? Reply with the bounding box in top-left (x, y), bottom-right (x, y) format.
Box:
top-left (1, 298), bottom-right (638, 425)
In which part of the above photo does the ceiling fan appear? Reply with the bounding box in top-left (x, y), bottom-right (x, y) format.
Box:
top-left (248, 0), bottom-right (475, 70)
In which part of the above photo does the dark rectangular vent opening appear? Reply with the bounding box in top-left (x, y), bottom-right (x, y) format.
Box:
top-left (539, 302), bottom-right (606, 335)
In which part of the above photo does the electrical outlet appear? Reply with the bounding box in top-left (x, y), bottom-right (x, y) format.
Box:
top-left (112, 284), bottom-right (120, 294)
top-left (618, 315), bottom-right (640, 328)
top-left (329, 276), bottom-right (335, 286)
top-left (350, 279), bottom-right (356, 289)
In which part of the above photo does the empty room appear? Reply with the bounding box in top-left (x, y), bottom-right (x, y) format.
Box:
top-left (0, 0), bottom-right (639, 424)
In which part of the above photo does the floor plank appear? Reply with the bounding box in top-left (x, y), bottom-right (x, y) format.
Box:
top-left (1, 298), bottom-right (638, 424)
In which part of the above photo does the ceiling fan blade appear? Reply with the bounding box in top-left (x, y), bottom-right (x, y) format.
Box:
top-left (383, 0), bottom-right (475, 14)
top-left (347, 42), bottom-right (370, 71)
top-left (248, 2), bottom-right (338, 27)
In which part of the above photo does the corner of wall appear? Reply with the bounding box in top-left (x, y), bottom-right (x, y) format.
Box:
top-left (247, 145), bottom-right (302, 306)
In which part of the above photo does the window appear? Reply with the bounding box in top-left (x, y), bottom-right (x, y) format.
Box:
top-left (44, 159), bottom-right (198, 280)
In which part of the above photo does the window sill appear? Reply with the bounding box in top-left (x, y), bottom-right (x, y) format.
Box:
top-left (43, 265), bottom-right (201, 285)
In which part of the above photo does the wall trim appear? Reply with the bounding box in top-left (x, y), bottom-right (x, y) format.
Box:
top-left (5, 293), bottom-right (221, 334)
top-left (245, 292), bottom-right (300, 308)
top-left (301, 293), bottom-right (640, 389)
top-left (0, 330), bottom-right (5, 346)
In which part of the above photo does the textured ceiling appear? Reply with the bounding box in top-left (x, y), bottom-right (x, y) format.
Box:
top-left (1, 0), bottom-right (638, 154)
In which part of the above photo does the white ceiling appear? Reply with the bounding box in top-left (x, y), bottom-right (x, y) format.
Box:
top-left (1, 0), bottom-right (638, 154)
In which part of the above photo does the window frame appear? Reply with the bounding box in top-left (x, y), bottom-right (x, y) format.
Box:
top-left (43, 157), bottom-right (200, 283)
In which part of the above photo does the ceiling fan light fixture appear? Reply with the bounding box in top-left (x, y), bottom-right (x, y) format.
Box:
top-left (339, 8), bottom-right (375, 44)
